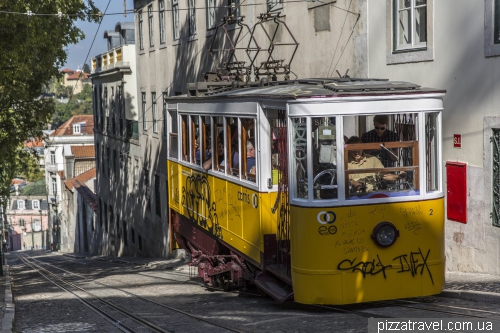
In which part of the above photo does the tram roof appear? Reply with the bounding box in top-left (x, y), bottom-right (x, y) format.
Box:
top-left (184, 78), bottom-right (446, 100)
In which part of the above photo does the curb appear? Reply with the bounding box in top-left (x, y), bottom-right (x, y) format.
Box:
top-left (1, 265), bottom-right (14, 333)
top-left (440, 289), bottom-right (500, 304)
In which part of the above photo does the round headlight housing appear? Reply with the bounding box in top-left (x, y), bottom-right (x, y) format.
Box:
top-left (371, 222), bottom-right (399, 247)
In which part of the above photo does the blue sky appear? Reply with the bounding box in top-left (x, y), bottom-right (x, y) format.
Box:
top-left (65, 0), bottom-right (134, 70)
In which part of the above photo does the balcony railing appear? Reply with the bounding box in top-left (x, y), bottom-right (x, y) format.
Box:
top-left (45, 164), bottom-right (58, 173)
top-left (91, 45), bottom-right (132, 74)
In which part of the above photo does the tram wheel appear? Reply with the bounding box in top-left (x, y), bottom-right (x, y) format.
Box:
top-left (218, 274), bottom-right (232, 291)
top-left (211, 275), bottom-right (220, 288)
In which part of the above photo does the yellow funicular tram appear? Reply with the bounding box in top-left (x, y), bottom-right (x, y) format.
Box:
top-left (166, 77), bottom-right (445, 305)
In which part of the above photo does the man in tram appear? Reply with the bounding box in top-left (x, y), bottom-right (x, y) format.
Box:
top-left (347, 136), bottom-right (401, 193)
top-left (361, 115), bottom-right (399, 167)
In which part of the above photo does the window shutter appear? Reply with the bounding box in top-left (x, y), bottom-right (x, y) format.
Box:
top-left (13, 200), bottom-right (18, 210)
top-left (40, 200), bottom-right (48, 210)
top-left (26, 200), bottom-right (32, 210)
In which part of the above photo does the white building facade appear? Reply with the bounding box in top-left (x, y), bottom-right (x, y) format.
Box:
top-left (43, 115), bottom-right (95, 251)
top-left (91, 22), bottom-right (144, 256)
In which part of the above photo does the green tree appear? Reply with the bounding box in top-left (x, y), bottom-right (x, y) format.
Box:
top-left (0, 0), bottom-right (99, 213)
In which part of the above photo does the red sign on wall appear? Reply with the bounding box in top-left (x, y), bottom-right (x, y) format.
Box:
top-left (446, 162), bottom-right (467, 223)
top-left (454, 134), bottom-right (461, 148)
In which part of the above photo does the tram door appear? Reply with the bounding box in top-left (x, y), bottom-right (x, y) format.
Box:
top-left (270, 110), bottom-right (291, 276)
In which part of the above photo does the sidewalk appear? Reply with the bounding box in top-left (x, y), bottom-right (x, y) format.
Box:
top-left (1, 253), bottom-right (500, 332)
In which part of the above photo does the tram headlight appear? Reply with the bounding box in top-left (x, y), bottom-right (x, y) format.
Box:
top-left (371, 222), bottom-right (399, 247)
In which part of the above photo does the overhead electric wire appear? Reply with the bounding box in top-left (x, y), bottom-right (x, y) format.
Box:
top-left (0, 0), bottom-right (358, 16)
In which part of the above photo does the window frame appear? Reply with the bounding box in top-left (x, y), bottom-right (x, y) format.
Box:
top-left (188, 0), bottom-right (197, 36)
top-left (386, 0), bottom-right (434, 64)
top-left (393, 0), bottom-right (427, 52)
top-left (172, 0), bottom-right (180, 41)
top-left (485, 0), bottom-right (500, 57)
top-left (18, 200), bottom-right (25, 210)
top-left (152, 92), bottom-right (158, 133)
top-left (142, 92), bottom-right (147, 131)
top-left (148, 4), bottom-right (154, 47)
top-left (207, 0), bottom-right (216, 29)
top-left (159, 0), bottom-right (166, 44)
top-left (138, 10), bottom-right (144, 50)
top-left (32, 200), bottom-right (40, 210)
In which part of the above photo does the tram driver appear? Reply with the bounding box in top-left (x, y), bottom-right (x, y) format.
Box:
top-left (347, 136), bottom-right (403, 193)
top-left (361, 115), bottom-right (399, 167)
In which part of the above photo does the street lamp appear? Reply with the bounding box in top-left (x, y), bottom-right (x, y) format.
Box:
top-left (39, 209), bottom-right (42, 250)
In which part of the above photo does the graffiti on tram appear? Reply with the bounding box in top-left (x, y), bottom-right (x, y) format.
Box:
top-left (181, 174), bottom-right (223, 239)
top-left (337, 248), bottom-right (433, 283)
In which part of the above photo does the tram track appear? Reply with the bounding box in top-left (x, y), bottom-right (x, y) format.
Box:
top-left (17, 253), bottom-right (248, 333)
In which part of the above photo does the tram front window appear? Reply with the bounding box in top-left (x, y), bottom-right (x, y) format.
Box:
top-left (312, 117), bottom-right (338, 200)
top-left (344, 113), bottom-right (420, 199)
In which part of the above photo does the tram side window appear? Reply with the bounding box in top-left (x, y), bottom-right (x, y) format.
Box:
top-left (312, 117), bottom-right (338, 200)
top-left (425, 112), bottom-right (440, 192)
top-left (241, 118), bottom-right (256, 182)
top-left (169, 110), bottom-right (178, 158)
top-left (221, 117), bottom-right (239, 177)
top-left (344, 114), bottom-right (420, 199)
top-left (291, 117), bottom-right (308, 198)
top-left (181, 115), bottom-right (189, 162)
top-left (208, 116), bottom-right (225, 172)
top-left (195, 116), bottom-right (211, 167)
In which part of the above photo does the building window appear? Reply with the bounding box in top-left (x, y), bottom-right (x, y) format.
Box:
top-left (50, 151), bottom-right (56, 165)
top-left (131, 227), bottom-right (135, 244)
top-left (188, 0), bottom-right (197, 36)
top-left (18, 200), bottom-right (25, 210)
top-left (387, 0), bottom-right (433, 64)
top-left (73, 124), bottom-right (81, 134)
top-left (118, 85), bottom-right (123, 136)
top-left (138, 10), bottom-right (144, 50)
top-left (207, 0), bottom-right (216, 29)
top-left (172, 0), bottom-right (180, 40)
top-left (486, 0), bottom-right (500, 56)
top-left (155, 175), bottom-right (161, 217)
top-left (163, 93), bottom-right (168, 137)
top-left (145, 167), bottom-right (151, 211)
top-left (152, 92), bottom-right (158, 133)
top-left (393, 0), bottom-right (427, 51)
top-left (148, 5), bottom-right (154, 47)
top-left (52, 179), bottom-right (57, 195)
top-left (123, 220), bottom-right (128, 246)
top-left (32, 200), bottom-right (40, 209)
top-left (99, 85), bottom-right (104, 129)
top-left (142, 92), bottom-right (147, 131)
top-left (227, 0), bottom-right (239, 19)
top-left (19, 219), bottom-right (25, 227)
top-left (159, 0), bottom-right (166, 44)
top-left (267, 0), bottom-right (281, 12)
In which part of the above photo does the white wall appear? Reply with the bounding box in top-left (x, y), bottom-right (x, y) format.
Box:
top-left (368, 0), bottom-right (500, 274)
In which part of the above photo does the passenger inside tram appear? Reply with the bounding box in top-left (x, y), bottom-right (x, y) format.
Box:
top-left (347, 136), bottom-right (404, 193)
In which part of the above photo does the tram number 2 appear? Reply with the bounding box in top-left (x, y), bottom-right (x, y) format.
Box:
top-left (429, 209), bottom-right (433, 216)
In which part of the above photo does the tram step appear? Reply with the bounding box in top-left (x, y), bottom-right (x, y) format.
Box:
top-left (266, 264), bottom-right (292, 286)
top-left (254, 271), bottom-right (294, 303)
